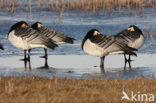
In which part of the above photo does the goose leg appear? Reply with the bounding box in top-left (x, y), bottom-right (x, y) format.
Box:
top-left (124, 54), bottom-right (132, 69)
top-left (40, 48), bottom-right (48, 58)
top-left (28, 49), bottom-right (31, 62)
top-left (20, 50), bottom-right (27, 61)
top-left (100, 66), bottom-right (105, 73)
top-left (128, 55), bottom-right (132, 69)
top-left (44, 48), bottom-right (49, 68)
top-left (124, 54), bottom-right (127, 70)
top-left (28, 49), bottom-right (31, 70)
top-left (23, 50), bottom-right (27, 70)
top-left (100, 56), bottom-right (105, 68)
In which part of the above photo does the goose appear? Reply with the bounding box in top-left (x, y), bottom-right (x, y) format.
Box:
top-left (0, 44), bottom-right (4, 50)
top-left (31, 22), bottom-right (75, 67)
top-left (114, 25), bottom-right (144, 68)
top-left (81, 29), bottom-right (137, 68)
top-left (8, 21), bottom-right (58, 63)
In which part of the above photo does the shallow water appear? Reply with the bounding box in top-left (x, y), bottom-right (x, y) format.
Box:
top-left (0, 6), bottom-right (156, 79)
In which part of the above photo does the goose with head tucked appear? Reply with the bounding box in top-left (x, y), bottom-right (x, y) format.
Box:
top-left (8, 21), bottom-right (58, 68)
top-left (115, 25), bottom-right (144, 69)
top-left (82, 29), bottom-right (137, 69)
top-left (31, 22), bottom-right (75, 67)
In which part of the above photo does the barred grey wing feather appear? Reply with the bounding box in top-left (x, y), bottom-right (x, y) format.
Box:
top-left (89, 34), bottom-right (116, 49)
top-left (14, 28), bottom-right (58, 49)
top-left (115, 30), bottom-right (141, 43)
top-left (38, 27), bottom-right (75, 44)
top-left (89, 34), bottom-right (137, 56)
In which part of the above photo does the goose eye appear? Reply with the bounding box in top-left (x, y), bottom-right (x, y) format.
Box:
top-left (128, 27), bottom-right (135, 31)
top-left (21, 23), bottom-right (28, 28)
top-left (93, 31), bottom-right (100, 36)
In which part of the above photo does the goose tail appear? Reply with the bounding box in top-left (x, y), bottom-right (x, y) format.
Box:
top-left (125, 46), bottom-right (137, 56)
top-left (45, 40), bottom-right (58, 50)
top-left (65, 37), bottom-right (75, 44)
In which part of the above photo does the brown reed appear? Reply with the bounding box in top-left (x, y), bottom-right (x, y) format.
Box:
top-left (1, 0), bottom-right (156, 13)
top-left (37, 0), bottom-right (42, 11)
top-left (150, 32), bottom-right (154, 46)
top-left (55, 0), bottom-right (60, 11)
top-left (44, 0), bottom-right (50, 9)
top-left (29, 0), bottom-right (33, 24)
top-left (50, 0), bottom-right (55, 11)
top-left (17, 0), bottom-right (22, 6)
top-left (10, 0), bottom-right (15, 16)
top-left (6, 0), bottom-right (10, 13)
top-left (0, 0), bottom-right (4, 8)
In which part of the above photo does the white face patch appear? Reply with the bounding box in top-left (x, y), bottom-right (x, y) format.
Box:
top-left (128, 27), bottom-right (135, 31)
top-left (37, 23), bottom-right (43, 28)
top-left (93, 31), bottom-right (100, 36)
top-left (21, 23), bottom-right (28, 28)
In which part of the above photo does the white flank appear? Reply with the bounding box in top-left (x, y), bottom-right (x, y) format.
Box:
top-left (55, 41), bottom-right (65, 45)
top-left (8, 30), bottom-right (47, 50)
top-left (83, 39), bottom-right (105, 57)
top-left (83, 39), bottom-right (127, 57)
top-left (109, 51), bottom-right (124, 55)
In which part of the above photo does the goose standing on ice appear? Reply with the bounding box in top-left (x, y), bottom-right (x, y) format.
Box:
top-left (115, 25), bottom-right (144, 68)
top-left (82, 29), bottom-right (137, 69)
top-left (0, 44), bottom-right (4, 50)
top-left (8, 21), bottom-right (58, 69)
top-left (31, 22), bottom-right (75, 67)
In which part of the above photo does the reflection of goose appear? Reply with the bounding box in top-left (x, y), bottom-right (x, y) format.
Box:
top-left (23, 57), bottom-right (32, 70)
top-left (31, 22), bottom-right (75, 67)
top-left (115, 25), bottom-right (144, 69)
top-left (8, 21), bottom-right (58, 69)
top-left (0, 43), bottom-right (4, 50)
top-left (122, 91), bottom-right (131, 101)
top-left (36, 61), bottom-right (52, 69)
top-left (35, 65), bottom-right (56, 71)
top-left (82, 29), bottom-right (137, 68)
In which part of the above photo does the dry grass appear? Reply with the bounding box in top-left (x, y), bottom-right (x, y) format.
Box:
top-left (1, 0), bottom-right (156, 14)
top-left (0, 77), bottom-right (156, 103)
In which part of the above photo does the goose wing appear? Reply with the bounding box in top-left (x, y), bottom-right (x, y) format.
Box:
top-left (90, 34), bottom-right (137, 56)
top-left (115, 29), bottom-right (141, 42)
top-left (14, 27), bottom-right (58, 49)
top-left (89, 34), bottom-right (116, 49)
top-left (37, 27), bottom-right (75, 44)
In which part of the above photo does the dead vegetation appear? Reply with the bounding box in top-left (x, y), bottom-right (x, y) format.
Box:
top-left (0, 0), bottom-right (156, 15)
top-left (0, 77), bottom-right (156, 103)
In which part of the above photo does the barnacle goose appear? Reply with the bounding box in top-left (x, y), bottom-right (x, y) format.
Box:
top-left (115, 25), bottom-right (144, 68)
top-left (31, 22), bottom-right (75, 67)
top-left (82, 29), bottom-right (137, 68)
top-left (8, 21), bottom-right (58, 64)
top-left (0, 44), bottom-right (4, 50)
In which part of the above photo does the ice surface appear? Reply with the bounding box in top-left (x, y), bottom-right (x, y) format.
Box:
top-left (0, 54), bottom-right (156, 79)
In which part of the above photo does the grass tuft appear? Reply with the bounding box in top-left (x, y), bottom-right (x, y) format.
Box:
top-left (0, 77), bottom-right (156, 103)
